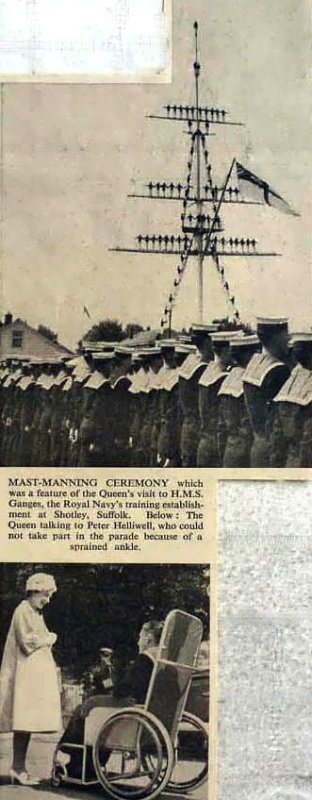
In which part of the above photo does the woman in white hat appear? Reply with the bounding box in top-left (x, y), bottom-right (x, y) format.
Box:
top-left (0, 572), bottom-right (62, 786)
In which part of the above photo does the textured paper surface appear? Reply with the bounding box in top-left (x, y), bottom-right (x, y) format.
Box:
top-left (0, 0), bottom-right (171, 81)
top-left (218, 480), bottom-right (312, 800)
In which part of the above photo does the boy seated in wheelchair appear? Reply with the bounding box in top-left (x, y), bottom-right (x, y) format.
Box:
top-left (55, 621), bottom-right (164, 781)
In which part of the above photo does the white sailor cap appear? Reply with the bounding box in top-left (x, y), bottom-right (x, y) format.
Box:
top-left (131, 351), bottom-right (144, 363)
top-left (230, 334), bottom-right (259, 348)
top-left (178, 334), bottom-right (193, 345)
top-left (89, 340), bottom-right (118, 351)
top-left (191, 323), bottom-right (219, 334)
top-left (100, 647), bottom-right (113, 656)
top-left (175, 343), bottom-right (197, 354)
top-left (114, 345), bottom-right (134, 356)
top-left (211, 330), bottom-right (240, 344)
top-left (289, 332), bottom-right (312, 345)
top-left (92, 351), bottom-right (115, 362)
top-left (140, 347), bottom-right (163, 357)
top-left (159, 339), bottom-right (180, 350)
top-left (256, 316), bottom-right (288, 332)
top-left (81, 342), bottom-right (96, 353)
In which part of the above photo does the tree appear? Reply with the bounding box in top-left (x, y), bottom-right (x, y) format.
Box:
top-left (84, 319), bottom-right (125, 342)
top-left (37, 324), bottom-right (58, 342)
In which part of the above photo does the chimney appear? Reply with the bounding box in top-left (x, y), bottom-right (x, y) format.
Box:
top-left (4, 312), bottom-right (13, 326)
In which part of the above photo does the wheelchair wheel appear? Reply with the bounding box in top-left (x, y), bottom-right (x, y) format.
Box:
top-left (168, 711), bottom-right (208, 792)
top-left (93, 708), bottom-right (174, 800)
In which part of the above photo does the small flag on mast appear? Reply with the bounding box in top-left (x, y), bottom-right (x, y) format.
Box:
top-left (236, 161), bottom-right (299, 216)
top-left (83, 305), bottom-right (91, 319)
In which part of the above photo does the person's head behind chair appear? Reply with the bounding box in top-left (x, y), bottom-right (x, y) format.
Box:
top-left (138, 621), bottom-right (164, 655)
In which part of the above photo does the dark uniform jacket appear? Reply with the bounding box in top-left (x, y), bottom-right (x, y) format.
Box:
top-left (15, 379), bottom-right (36, 466)
top-left (243, 351), bottom-right (290, 467)
top-left (110, 371), bottom-right (132, 466)
top-left (218, 366), bottom-right (253, 467)
top-left (179, 353), bottom-right (208, 467)
top-left (129, 368), bottom-right (150, 466)
top-left (157, 367), bottom-right (180, 466)
top-left (197, 360), bottom-right (231, 467)
top-left (273, 363), bottom-right (312, 467)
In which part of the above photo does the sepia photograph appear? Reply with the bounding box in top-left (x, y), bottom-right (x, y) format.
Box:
top-left (0, 562), bottom-right (210, 798)
top-left (0, 0), bottom-right (311, 469)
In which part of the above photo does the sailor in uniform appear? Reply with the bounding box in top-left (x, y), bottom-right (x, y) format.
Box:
top-left (196, 331), bottom-right (235, 467)
top-left (156, 340), bottom-right (180, 467)
top-left (109, 346), bottom-right (133, 466)
top-left (149, 352), bottom-right (166, 466)
top-left (31, 369), bottom-right (56, 466)
top-left (1, 367), bottom-right (23, 465)
top-left (0, 365), bottom-right (10, 463)
top-left (178, 324), bottom-right (217, 467)
top-left (59, 373), bottom-right (74, 466)
top-left (139, 348), bottom-right (164, 466)
top-left (218, 334), bottom-right (260, 467)
top-left (243, 317), bottom-right (290, 467)
top-left (78, 351), bottom-right (115, 467)
top-left (273, 332), bottom-right (312, 467)
top-left (128, 351), bottom-right (150, 466)
top-left (66, 363), bottom-right (91, 467)
top-left (49, 368), bottom-right (69, 467)
top-left (14, 367), bottom-right (36, 466)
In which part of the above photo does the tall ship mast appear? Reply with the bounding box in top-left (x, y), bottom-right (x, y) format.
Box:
top-left (111, 22), bottom-right (282, 332)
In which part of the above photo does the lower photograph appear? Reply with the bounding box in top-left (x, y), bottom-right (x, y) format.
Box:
top-left (0, 562), bottom-right (210, 799)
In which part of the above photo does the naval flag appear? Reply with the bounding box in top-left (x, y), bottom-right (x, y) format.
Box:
top-left (236, 161), bottom-right (299, 216)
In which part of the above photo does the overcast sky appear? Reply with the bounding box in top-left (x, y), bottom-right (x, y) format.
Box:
top-left (1, 0), bottom-right (311, 349)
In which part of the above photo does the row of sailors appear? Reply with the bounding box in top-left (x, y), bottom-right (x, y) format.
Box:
top-left (0, 317), bottom-right (311, 468)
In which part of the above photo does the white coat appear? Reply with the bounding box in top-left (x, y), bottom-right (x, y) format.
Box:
top-left (0, 599), bottom-right (62, 732)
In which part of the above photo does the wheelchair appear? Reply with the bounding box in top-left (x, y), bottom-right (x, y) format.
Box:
top-left (51, 609), bottom-right (209, 799)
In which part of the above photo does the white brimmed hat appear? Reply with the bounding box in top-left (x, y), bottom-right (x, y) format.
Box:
top-left (26, 573), bottom-right (57, 593)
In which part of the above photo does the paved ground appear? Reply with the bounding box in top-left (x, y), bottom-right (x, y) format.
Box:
top-left (0, 735), bottom-right (207, 800)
